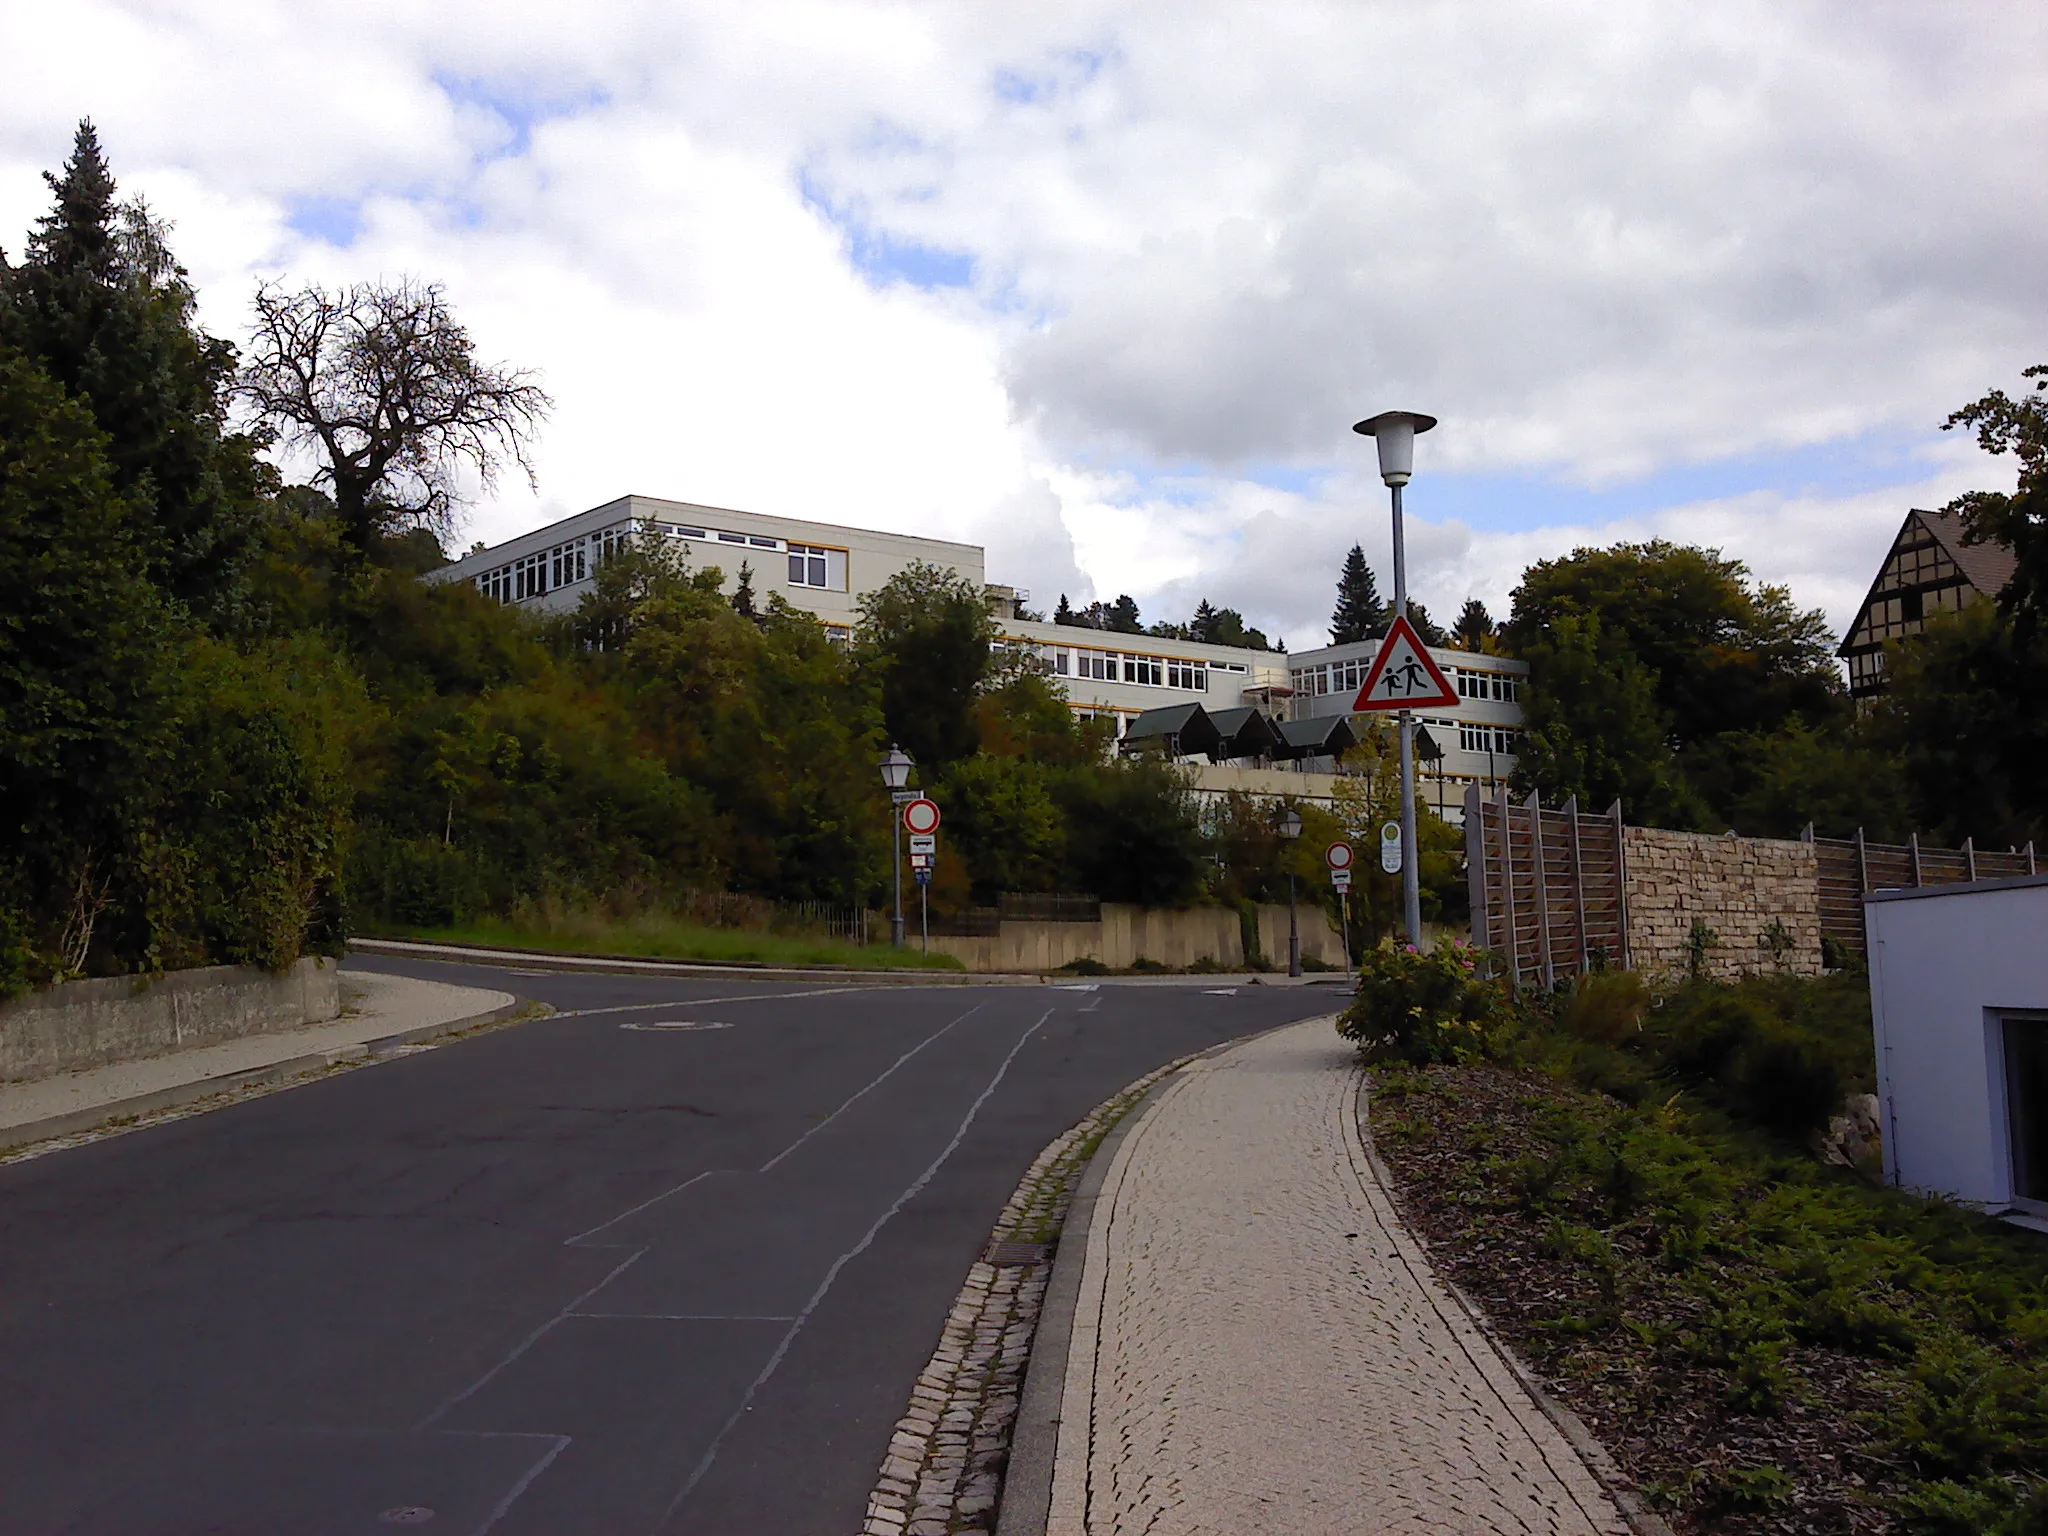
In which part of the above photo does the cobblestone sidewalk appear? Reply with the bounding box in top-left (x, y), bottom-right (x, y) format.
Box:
top-left (1047, 1018), bottom-right (1634, 1536)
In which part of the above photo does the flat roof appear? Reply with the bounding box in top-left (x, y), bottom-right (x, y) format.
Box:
top-left (1864, 872), bottom-right (2048, 903)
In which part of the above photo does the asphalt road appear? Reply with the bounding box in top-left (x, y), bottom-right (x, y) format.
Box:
top-left (0, 955), bottom-right (1341, 1535)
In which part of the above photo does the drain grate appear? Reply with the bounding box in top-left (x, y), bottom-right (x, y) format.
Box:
top-left (981, 1239), bottom-right (1052, 1267)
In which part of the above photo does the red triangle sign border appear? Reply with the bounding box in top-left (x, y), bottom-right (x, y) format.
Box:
top-left (1351, 615), bottom-right (1461, 711)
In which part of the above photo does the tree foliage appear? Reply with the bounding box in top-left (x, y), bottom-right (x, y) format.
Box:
top-left (237, 278), bottom-right (551, 553)
top-left (854, 559), bottom-right (994, 769)
top-left (1330, 544), bottom-right (1388, 644)
top-left (0, 120), bottom-right (268, 617)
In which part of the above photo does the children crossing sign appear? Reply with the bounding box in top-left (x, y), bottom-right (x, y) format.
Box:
top-left (1352, 615), bottom-right (1459, 711)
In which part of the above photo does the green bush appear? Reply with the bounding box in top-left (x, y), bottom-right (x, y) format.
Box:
top-left (1337, 939), bottom-right (1509, 1064)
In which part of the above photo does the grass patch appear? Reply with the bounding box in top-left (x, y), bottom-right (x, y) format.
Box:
top-left (369, 911), bottom-right (965, 971)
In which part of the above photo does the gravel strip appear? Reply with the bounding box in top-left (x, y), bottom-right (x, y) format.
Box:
top-left (857, 1054), bottom-right (1198, 1536)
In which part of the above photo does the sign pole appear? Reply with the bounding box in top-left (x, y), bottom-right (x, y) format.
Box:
top-left (1339, 889), bottom-right (1352, 981)
top-left (920, 882), bottom-right (928, 954)
top-left (1391, 479), bottom-right (1423, 950)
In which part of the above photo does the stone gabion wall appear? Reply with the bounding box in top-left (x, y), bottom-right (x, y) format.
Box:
top-left (1622, 826), bottom-right (1823, 980)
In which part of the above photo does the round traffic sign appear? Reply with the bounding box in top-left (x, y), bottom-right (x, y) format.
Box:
top-left (903, 797), bottom-right (941, 835)
top-left (1324, 841), bottom-right (1354, 871)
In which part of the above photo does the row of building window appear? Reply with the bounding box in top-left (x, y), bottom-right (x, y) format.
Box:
top-left (1455, 668), bottom-right (1521, 703)
top-left (1288, 660), bottom-right (1524, 704)
top-left (473, 523), bottom-right (850, 604)
top-left (1458, 722), bottom-right (1523, 755)
top-left (1046, 646), bottom-right (1250, 691)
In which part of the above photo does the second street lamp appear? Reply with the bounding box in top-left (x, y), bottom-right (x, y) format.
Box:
top-left (1279, 806), bottom-right (1304, 978)
top-left (878, 744), bottom-right (914, 946)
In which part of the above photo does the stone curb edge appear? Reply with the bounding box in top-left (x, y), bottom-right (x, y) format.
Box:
top-left (0, 996), bottom-right (545, 1156)
top-left (853, 1042), bottom-right (1220, 1536)
top-left (350, 937), bottom-right (1042, 985)
top-left (1351, 1069), bottom-right (1678, 1536)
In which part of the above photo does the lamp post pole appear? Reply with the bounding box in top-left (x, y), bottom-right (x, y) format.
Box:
top-left (1354, 411), bottom-right (1437, 951)
top-left (1279, 806), bottom-right (1303, 977)
top-left (878, 745), bottom-right (914, 947)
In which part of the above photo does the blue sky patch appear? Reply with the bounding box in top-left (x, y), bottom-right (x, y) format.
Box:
top-left (799, 168), bottom-right (977, 292)
top-left (286, 196), bottom-right (364, 248)
top-left (432, 73), bottom-right (607, 163)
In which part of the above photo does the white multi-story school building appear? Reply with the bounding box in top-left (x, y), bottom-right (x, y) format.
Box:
top-left (431, 496), bottom-right (1527, 815)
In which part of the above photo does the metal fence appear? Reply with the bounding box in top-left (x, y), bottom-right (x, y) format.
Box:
top-left (1807, 829), bottom-right (2036, 956)
top-left (1464, 784), bottom-right (1629, 989)
top-left (996, 893), bottom-right (1102, 923)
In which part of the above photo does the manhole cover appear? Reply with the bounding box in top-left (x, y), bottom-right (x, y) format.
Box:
top-left (379, 1509), bottom-right (436, 1525)
top-left (982, 1239), bottom-right (1052, 1267)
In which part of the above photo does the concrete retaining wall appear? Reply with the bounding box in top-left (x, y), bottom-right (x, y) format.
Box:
top-left (924, 902), bottom-right (1345, 972)
top-left (0, 957), bottom-right (342, 1083)
top-left (1623, 826), bottom-right (1823, 980)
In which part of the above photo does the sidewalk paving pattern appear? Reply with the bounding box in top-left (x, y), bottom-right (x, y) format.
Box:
top-left (1047, 1018), bottom-right (1631, 1536)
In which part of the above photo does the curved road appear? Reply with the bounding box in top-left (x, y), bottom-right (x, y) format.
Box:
top-left (0, 955), bottom-right (1337, 1535)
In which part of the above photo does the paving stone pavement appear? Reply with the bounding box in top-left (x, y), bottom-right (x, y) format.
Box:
top-left (1047, 1018), bottom-right (1634, 1536)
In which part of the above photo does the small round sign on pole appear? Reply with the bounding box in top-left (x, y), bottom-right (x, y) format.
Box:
top-left (902, 797), bottom-right (941, 836)
top-left (1325, 841), bottom-right (1354, 873)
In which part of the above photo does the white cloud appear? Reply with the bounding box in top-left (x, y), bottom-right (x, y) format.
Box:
top-left (1, 0), bottom-right (2041, 647)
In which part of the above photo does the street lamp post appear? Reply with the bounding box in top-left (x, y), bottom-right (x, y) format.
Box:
top-left (878, 744), bottom-right (914, 946)
top-left (1353, 410), bottom-right (1438, 951)
top-left (1279, 806), bottom-right (1304, 978)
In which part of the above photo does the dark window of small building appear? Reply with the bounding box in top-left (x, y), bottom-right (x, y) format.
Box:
top-left (2006, 1016), bottom-right (2048, 1204)
top-left (1902, 588), bottom-right (1925, 623)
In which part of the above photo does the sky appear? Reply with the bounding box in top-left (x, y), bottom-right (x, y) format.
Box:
top-left (2, 2), bottom-right (2042, 649)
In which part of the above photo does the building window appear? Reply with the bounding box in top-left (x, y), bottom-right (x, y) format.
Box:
top-left (1456, 668), bottom-right (1522, 702)
top-left (1075, 650), bottom-right (1116, 681)
top-left (788, 544), bottom-right (830, 588)
top-left (1123, 655), bottom-right (1163, 686)
top-left (718, 532), bottom-right (746, 545)
top-left (1167, 659), bottom-right (1207, 691)
top-left (1458, 722), bottom-right (1522, 755)
top-left (749, 536), bottom-right (780, 549)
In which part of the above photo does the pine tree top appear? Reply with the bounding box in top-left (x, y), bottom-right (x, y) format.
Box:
top-left (1330, 543), bottom-right (1388, 645)
top-left (30, 121), bottom-right (118, 280)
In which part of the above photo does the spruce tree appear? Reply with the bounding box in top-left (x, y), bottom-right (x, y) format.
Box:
top-left (0, 120), bottom-right (262, 618)
top-left (1453, 598), bottom-right (1495, 652)
top-left (1107, 594), bottom-right (1142, 633)
top-left (1404, 599), bottom-right (1451, 648)
top-left (732, 560), bottom-right (758, 620)
top-left (1054, 593), bottom-right (1078, 626)
top-left (1329, 545), bottom-right (1388, 644)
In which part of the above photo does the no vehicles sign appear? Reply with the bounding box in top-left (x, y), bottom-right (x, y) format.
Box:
top-left (902, 798), bottom-right (941, 835)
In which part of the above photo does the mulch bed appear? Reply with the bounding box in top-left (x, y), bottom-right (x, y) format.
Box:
top-left (1367, 1063), bottom-right (1910, 1535)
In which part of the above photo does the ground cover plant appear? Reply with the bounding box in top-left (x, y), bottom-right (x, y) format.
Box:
top-left (1341, 944), bottom-right (2048, 1534)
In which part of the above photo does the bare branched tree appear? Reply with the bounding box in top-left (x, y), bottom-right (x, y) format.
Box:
top-left (236, 278), bottom-right (552, 551)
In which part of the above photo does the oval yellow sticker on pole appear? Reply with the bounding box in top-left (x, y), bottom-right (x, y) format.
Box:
top-left (1380, 820), bottom-right (1402, 874)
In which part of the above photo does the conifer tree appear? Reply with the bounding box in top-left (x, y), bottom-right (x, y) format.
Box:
top-left (0, 120), bottom-right (264, 617)
top-left (731, 560), bottom-right (758, 620)
top-left (1054, 593), bottom-right (1078, 626)
top-left (1453, 598), bottom-right (1495, 652)
top-left (1404, 599), bottom-right (1451, 648)
top-left (1329, 545), bottom-right (1388, 643)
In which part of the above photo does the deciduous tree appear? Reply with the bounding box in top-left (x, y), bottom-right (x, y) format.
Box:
top-left (237, 278), bottom-right (551, 554)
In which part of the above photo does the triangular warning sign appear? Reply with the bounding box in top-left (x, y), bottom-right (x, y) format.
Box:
top-left (1353, 615), bottom-right (1459, 711)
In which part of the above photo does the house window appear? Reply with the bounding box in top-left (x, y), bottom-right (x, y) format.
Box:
top-left (1123, 655), bottom-right (1163, 686)
top-left (719, 532), bottom-right (747, 545)
top-left (1053, 649), bottom-right (1071, 676)
top-left (788, 544), bottom-right (831, 588)
top-left (1456, 669), bottom-right (1523, 703)
top-left (1167, 660), bottom-right (1207, 691)
top-left (1074, 650), bottom-right (1116, 681)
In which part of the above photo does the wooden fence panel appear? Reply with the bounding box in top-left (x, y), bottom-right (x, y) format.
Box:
top-left (1807, 830), bottom-right (2036, 956)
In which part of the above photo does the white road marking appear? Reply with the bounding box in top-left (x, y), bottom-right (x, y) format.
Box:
top-left (618, 1021), bottom-right (733, 1032)
top-left (1203, 988), bottom-right (1239, 996)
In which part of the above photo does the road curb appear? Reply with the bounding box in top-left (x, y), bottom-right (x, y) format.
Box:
top-left (0, 995), bottom-right (542, 1156)
top-left (350, 936), bottom-right (1041, 984)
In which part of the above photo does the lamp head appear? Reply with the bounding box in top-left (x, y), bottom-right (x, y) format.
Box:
top-left (1278, 807), bottom-right (1304, 841)
top-left (878, 744), bottom-right (914, 790)
top-left (1352, 410), bottom-right (1438, 486)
